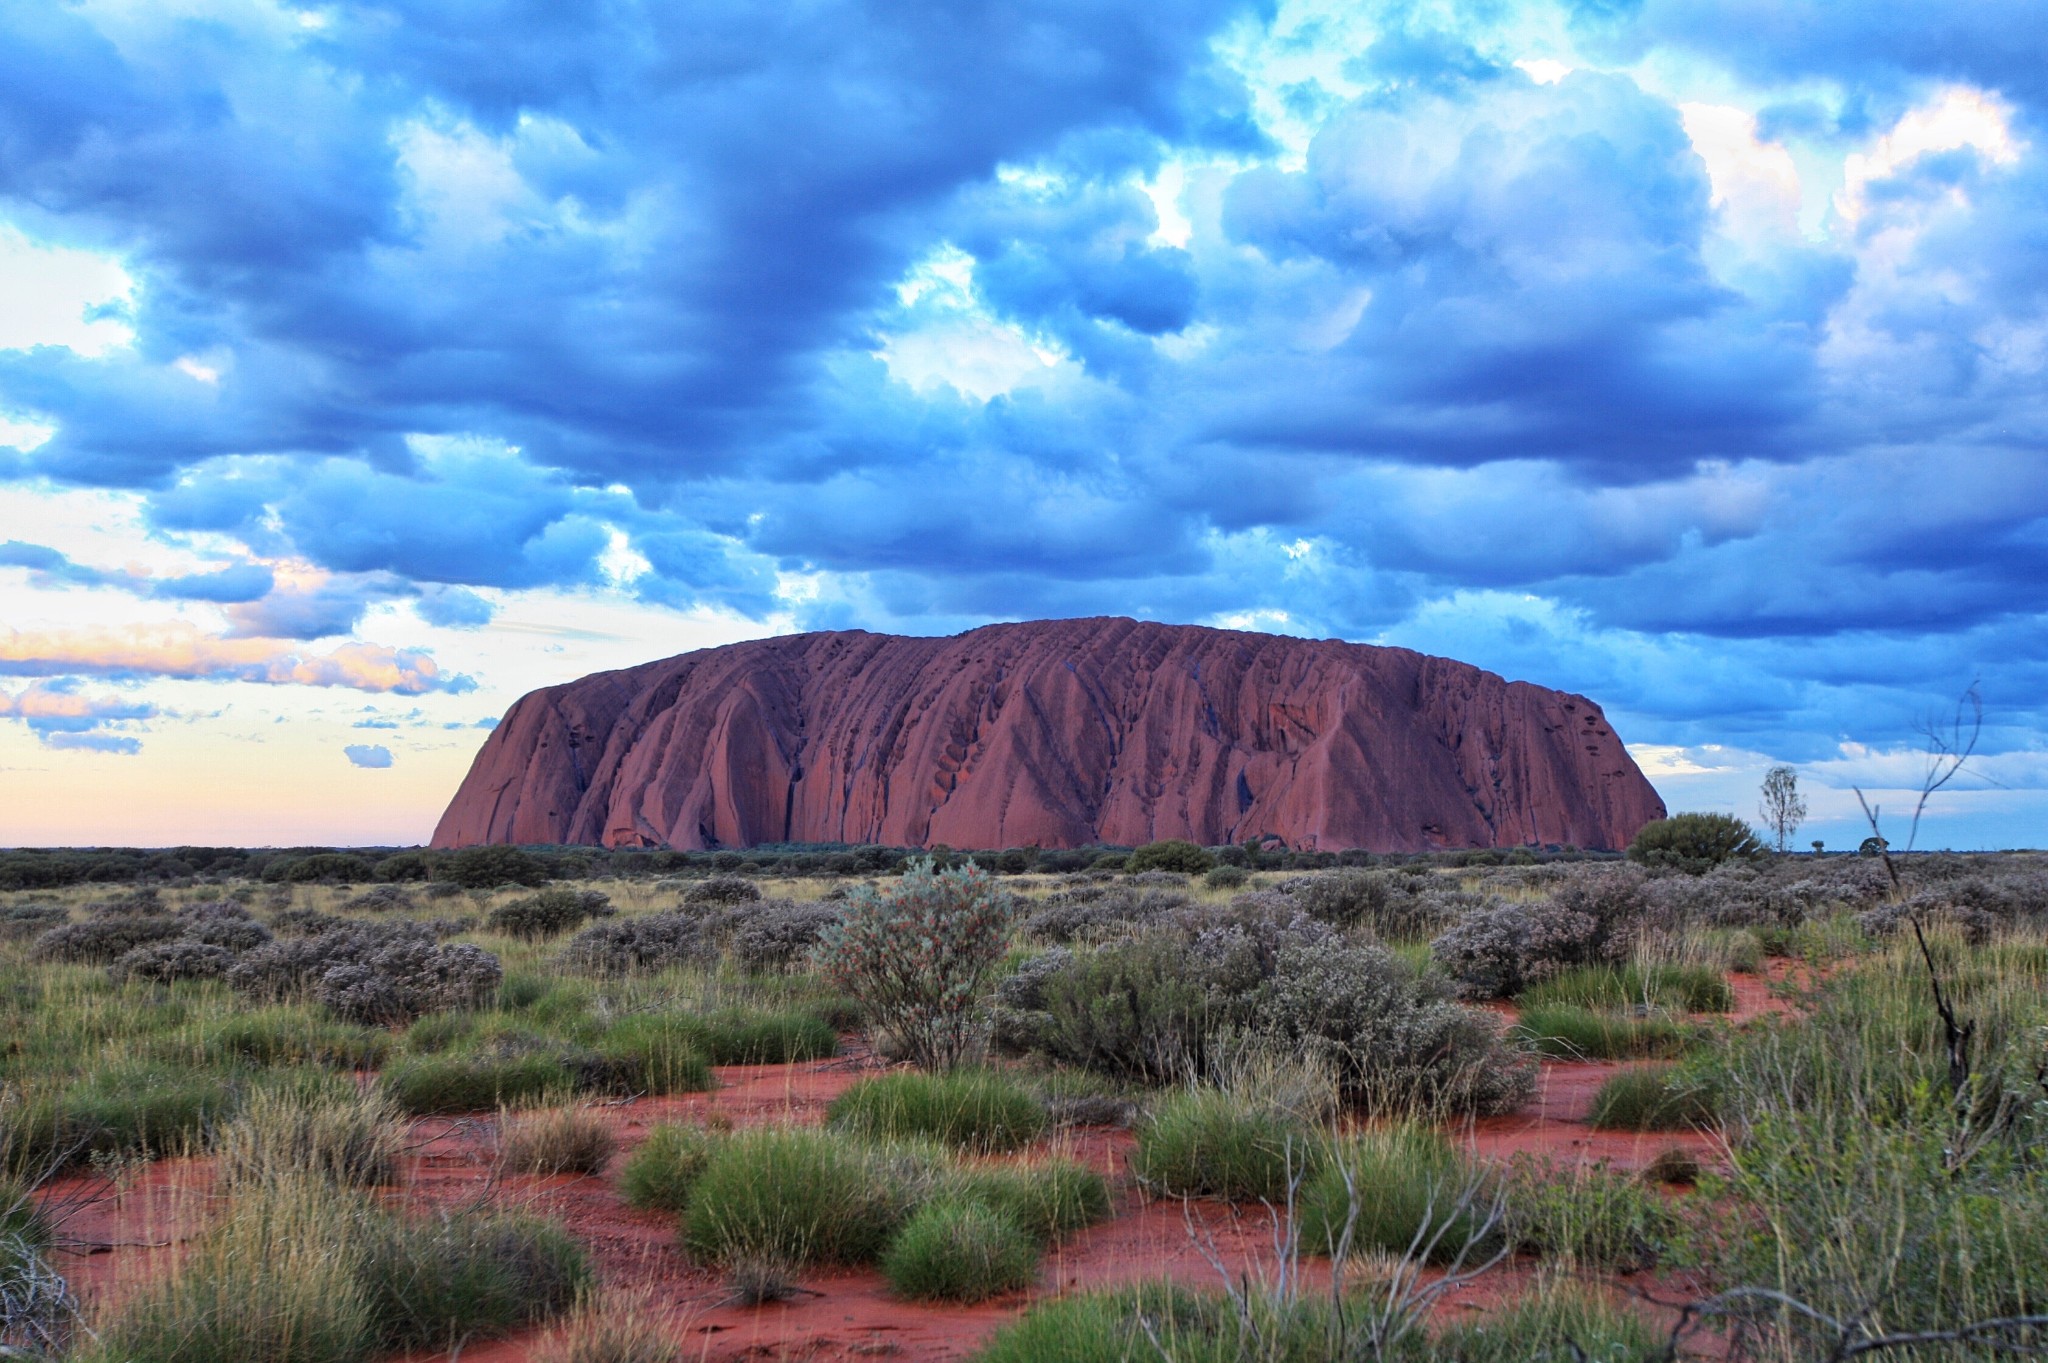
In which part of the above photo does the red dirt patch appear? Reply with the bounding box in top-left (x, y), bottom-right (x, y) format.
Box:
top-left (37, 1019), bottom-right (1752, 1362)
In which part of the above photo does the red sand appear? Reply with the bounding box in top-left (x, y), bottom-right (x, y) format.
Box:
top-left (42, 965), bottom-right (1810, 1362)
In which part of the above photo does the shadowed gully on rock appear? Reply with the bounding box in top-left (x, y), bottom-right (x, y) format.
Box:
top-left (432, 618), bottom-right (1666, 853)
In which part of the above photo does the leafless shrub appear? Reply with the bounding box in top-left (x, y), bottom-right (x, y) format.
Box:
top-left (1272, 868), bottom-right (1456, 937)
top-left (316, 938), bottom-right (502, 1025)
top-left (1856, 894), bottom-right (1996, 946)
top-left (1126, 869), bottom-right (1190, 888)
top-left (0, 1230), bottom-right (80, 1357)
top-left (1429, 886), bottom-right (1630, 1001)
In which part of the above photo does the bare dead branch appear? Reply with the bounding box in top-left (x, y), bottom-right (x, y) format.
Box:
top-left (1906, 682), bottom-right (1983, 853)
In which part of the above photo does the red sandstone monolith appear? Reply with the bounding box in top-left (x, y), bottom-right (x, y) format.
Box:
top-left (432, 617), bottom-right (1665, 852)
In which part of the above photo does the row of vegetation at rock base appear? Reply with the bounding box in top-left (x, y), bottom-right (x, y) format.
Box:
top-left (0, 805), bottom-right (1869, 893)
top-left (6, 848), bottom-right (2044, 1179)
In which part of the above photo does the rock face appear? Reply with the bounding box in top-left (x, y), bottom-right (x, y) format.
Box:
top-left (432, 617), bottom-right (1666, 853)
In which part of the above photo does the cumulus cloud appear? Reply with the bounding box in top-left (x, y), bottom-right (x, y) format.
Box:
top-left (415, 584), bottom-right (496, 629)
top-left (0, 625), bottom-right (472, 694)
top-left (42, 731), bottom-right (142, 755)
top-left (1, 539), bottom-right (275, 602)
top-left (0, 678), bottom-right (155, 753)
top-left (343, 743), bottom-right (393, 769)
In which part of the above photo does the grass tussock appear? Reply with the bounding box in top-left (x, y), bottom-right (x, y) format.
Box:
top-left (617, 1122), bottom-right (723, 1213)
top-left (1586, 1066), bottom-right (1720, 1131)
top-left (1131, 1088), bottom-right (1315, 1203)
top-left (1503, 1156), bottom-right (1676, 1270)
top-left (881, 1197), bottom-right (1038, 1302)
top-left (943, 1158), bottom-right (1114, 1242)
top-left (1428, 1284), bottom-right (1665, 1362)
top-left (1298, 1123), bottom-right (1500, 1265)
top-left (595, 1016), bottom-right (715, 1095)
top-left (1514, 1003), bottom-right (1687, 1059)
top-left (380, 1052), bottom-right (571, 1115)
top-left (534, 1290), bottom-right (681, 1363)
top-left (79, 1175), bottom-right (591, 1363)
top-left (681, 1127), bottom-right (931, 1269)
top-left (1519, 962), bottom-right (1733, 1014)
top-left (497, 1104), bottom-right (617, 1177)
top-left (81, 1177), bottom-right (373, 1363)
top-left (356, 1209), bottom-right (591, 1353)
top-left (213, 1084), bottom-right (405, 1188)
top-left (826, 1069), bottom-right (1047, 1153)
top-left (966, 1279), bottom-right (1663, 1363)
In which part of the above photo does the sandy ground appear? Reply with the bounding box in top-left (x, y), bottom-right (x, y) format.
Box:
top-left (40, 963), bottom-right (1809, 1361)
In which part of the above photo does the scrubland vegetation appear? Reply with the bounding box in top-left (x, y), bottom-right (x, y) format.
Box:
top-left (0, 833), bottom-right (2044, 1360)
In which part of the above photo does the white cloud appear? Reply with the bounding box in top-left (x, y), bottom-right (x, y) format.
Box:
top-left (1680, 102), bottom-right (1803, 236)
top-left (1515, 58), bottom-right (1572, 85)
top-left (874, 317), bottom-right (1067, 401)
top-left (0, 223), bottom-right (135, 357)
top-left (1140, 161), bottom-right (1193, 249)
top-left (1836, 85), bottom-right (2022, 226)
top-left (173, 354), bottom-right (225, 385)
top-left (597, 527), bottom-right (652, 586)
top-left (0, 412), bottom-right (56, 452)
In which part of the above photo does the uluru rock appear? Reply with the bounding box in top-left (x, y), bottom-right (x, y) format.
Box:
top-left (432, 617), bottom-right (1666, 853)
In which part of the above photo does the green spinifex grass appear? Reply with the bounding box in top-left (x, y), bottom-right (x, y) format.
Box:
top-left (943, 1158), bottom-right (1115, 1241)
top-left (76, 1175), bottom-right (589, 1363)
top-left (1586, 1065), bottom-right (1719, 1131)
top-left (1130, 1088), bottom-right (1316, 1202)
top-left (356, 1209), bottom-right (590, 1353)
top-left (1679, 930), bottom-right (2048, 1354)
top-left (1297, 1123), bottom-right (1500, 1265)
top-left (1517, 962), bottom-right (1732, 1014)
top-left (1502, 1155), bottom-right (1677, 1271)
top-left (193, 1005), bottom-right (391, 1069)
top-left (594, 1015), bottom-right (717, 1095)
top-left (967, 1280), bottom-right (1664, 1363)
top-left (380, 1052), bottom-right (575, 1116)
top-left (617, 1123), bottom-right (724, 1212)
top-left (881, 1198), bottom-right (1039, 1302)
top-left (966, 1281), bottom-right (1249, 1363)
top-left (679, 1008), bottom-right (839, 1065)
top-left (682, 1127), bottom-right (934, 1268)
top-left (827, 1068), bottom-right (1047, 1153)
top-left (1514, 1003), bottom-right (1688, 1059)
top-left (1428, 1286), bottom-right (1665, 1363)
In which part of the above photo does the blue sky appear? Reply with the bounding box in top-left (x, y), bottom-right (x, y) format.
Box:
top-left (1, 0), bottom-right (2042, 849)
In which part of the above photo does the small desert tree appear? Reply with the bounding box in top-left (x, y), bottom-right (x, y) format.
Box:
top-left (813, 857), bottom-right (1019, 1070)
top-left (1625, 812), bottom-right (1765, 874)
top-left (1126, 839), bottom-right (1216, 875)
top-left (1757, 765), bottom-right (1808, 853)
